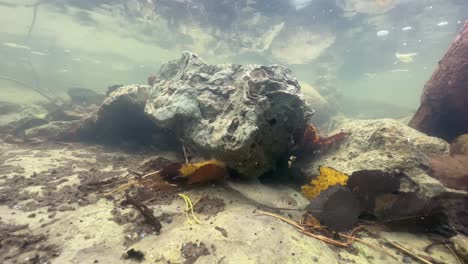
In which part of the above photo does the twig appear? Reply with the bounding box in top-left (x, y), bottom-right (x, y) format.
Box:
top-left (300, 230), bottom-right (350, 247)
top-left (182, 143), bottom-right (189, 164)
top-left (24, 1), bottom-right (48, 102)
top-left (386, 241), bottom-right (433, 264)
top-left (123, 193), bottom-right (162, 233)
top-left (259, 211), bottom-right (400, 258)
top-left (192, 192), bottom-right (207, 207)
top-left (327, 119), bottom-right (334, 134)
top-left (0, 76), bottom-right (54, 102)
top-left (445, 244), bottom-right (461, 264)
top-left (141, 170), bottom-right (161, 179)
top-left (256, 210), bottom-right (304, 230)
top-left (340, 234), bottom-right (398, 260)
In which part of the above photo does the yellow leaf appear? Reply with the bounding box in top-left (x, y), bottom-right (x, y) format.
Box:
top-left (179, 159), bottom-right (227, 185)
top-left (301, 166), bottom-right (349, 200)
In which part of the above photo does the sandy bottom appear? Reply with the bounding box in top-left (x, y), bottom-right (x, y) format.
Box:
top-left (0, 141), bottom-right (460, 264)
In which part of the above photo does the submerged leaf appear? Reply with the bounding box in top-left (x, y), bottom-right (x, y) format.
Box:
top-left (162, 159), bottom-right (228, 185)
top-left (301, 166), bottom-right (349, 200)
top-left (347, 170), bottom-right (401, 210)
top-left (306, 185), bottom-right (360, 231)
top-left (186, 162), bottom-right (228, 185)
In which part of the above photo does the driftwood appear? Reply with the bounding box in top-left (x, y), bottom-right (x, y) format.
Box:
top-left (409, 22), bottom-right (468, 142)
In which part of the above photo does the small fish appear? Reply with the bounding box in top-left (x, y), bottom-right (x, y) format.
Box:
top-left (437, 21), bottom-right (449, 27)
top-left (31, 51), bottom-right (47, 56)
top-left (395, 52), bottom-right (418, 63)
top-left (226, 179), bottom-right (309, 210)
top-left (3, 42), bottom-right (30, 50)
top-left (402, 26), bottom-right (412, 31)
top-left (376, 30), bottom-right (390, 37)
top-left (390, 69), bottom-right (410, 73)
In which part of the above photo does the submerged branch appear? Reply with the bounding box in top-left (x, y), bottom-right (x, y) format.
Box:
top-left (0, 76), bottom-right (54, 102)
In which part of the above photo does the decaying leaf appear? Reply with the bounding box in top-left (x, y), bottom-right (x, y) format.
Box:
top-left (106, 159), bottom-right (228, 196)
top-left (162, 159), bottom-right (228, 185)
top-left (301, 166), bottom-right (349, 200)
top-left (305, 185), bottom-right (360, 231)
top-left (301, 213), bottom-right (323, 229)
top-left (347, 170), bottom-right (401, 211)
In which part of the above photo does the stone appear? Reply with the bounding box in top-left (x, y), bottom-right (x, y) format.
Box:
top-left (299, 82), bottom-right (331, 125)
top-left (0, 101), bottom-right (21, 115)
top-left (298, 118), bottom-right (468, 232)
top-left (450, 134), bottom-right (468, 155)
top-left (76, 85), bottom-right (159, 145)
top-left (409, 22), bottom-right (468, 142)
top-left (67, 87), bottom-right (106, 107)
top-left (25, 120), bottom-right (81, 141)
top-left (45, 109), bottom-right (84, 122)
top-left (145, 52), bottom-right (310, 178)
top-left (0, 104), bottom-right (50, 138)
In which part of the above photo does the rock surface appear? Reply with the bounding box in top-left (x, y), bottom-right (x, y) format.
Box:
top-left (25, 120), bottom-right (81, 141)
top-left (0, 104), bottom-right (49, 137)
top-left (67, 87), bottom-right (106, 107)
top-left (450, 134), bottom-right (468, 155)
top-left (298, 118), bottom-right (468, 232)
top-left (77, 84), bottom-right (158, 145)
top-left (145, 52), bottom-right (310, 178)
top-left (409, 22), bottom-right (468, 142)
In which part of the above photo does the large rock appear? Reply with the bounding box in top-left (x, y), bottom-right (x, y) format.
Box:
top-left (67, 87), bottom-right (106, 107)
top-left (298, 118), bottom-right (468, 233)
top-left (145, 52), bottom-right (310, 177)
top-left (25, 120), bottom-right (81, 141)
top-left (409, 22), bottom-right (468, 142)
top-left (299, 82), bottom-right (332, 125)
top-left (77, 85), bottom-right (160, 145)
top-left (0, 104), bottom-right (49, 137)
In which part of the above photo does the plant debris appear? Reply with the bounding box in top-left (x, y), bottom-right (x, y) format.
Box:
top-left (0, 221), bottom-right (60, 263)
top-left (122, 193), bottom-right (162, 233)
top-left (305, 185), bottom-right (360, 231)
top-left (181, 242), bottom-right (210, 264)
top-left (346, 170), bottom-right (401, 211)
top-left (161, 159), bottom-right (228, 185)
top-left (122, 248), bottom-right (145, 262)
top-left (105, 159), bottom-right (228, 197)
top-left (294, 124), bottom-right (348, 154)
top-left (215, 226), bottom-right (228, 237)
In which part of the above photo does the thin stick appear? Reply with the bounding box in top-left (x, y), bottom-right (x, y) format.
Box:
top-left (301, 230), bottom-right (350, 247)
top-left (141, 170), bottom-right (161, 179)
top-left (0, 76), bottom-right (54, 102)
top-left (445, 244), bottom-right (461, 264)
top-left (257, 210), bottom-right (304, 230)
top-left (341, 234), bottom-right (398, 260)
top-left (327, 119), bottom-right (333, 134)
top-left (387, 241), bottom-right (433, 264)
top-left (192, 192), bottom-right (207, 207)
top-left (182, 143), bottom-right (189, 164)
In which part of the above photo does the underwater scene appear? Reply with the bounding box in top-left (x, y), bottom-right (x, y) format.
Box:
top-left (1, 0), bottom-right (468, 263)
